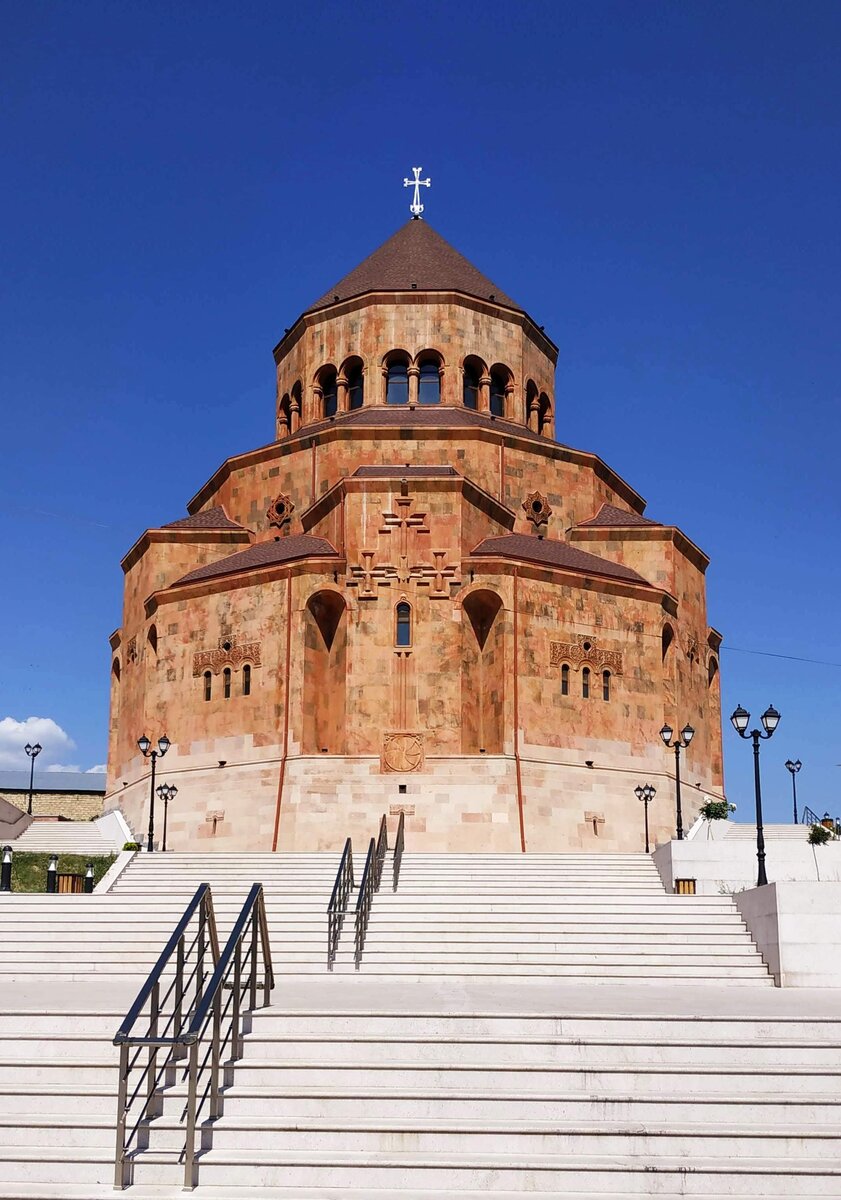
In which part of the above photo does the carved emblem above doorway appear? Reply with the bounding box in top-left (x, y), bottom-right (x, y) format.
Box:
top-left (381, 732), bottom-right (425, 773)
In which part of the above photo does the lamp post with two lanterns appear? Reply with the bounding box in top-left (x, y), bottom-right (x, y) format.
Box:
top-left (156, 783), bottom-right (178, 853)
top-left (730, 704), bottom-right (781, 887)
top-left (24, 742), bottom-right (42, 816)
top-left (634, 783), bottom-right (656, 854)
top-left (785, 759), bottom-right (802, 825)
top-left (659, 723), bottom-right (695, 841)
top-left (137, 735), bottom-right (171, 853)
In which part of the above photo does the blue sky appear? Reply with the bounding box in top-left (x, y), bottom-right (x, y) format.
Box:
top-left (0, 1), bottom-right (839, 819)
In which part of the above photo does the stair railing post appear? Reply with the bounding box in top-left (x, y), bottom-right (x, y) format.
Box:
top-left (183, 1038), bottom-right (199, 1189)
top-left (232, 937), bottom-right (242, 1060)
top-left (114, 1041), bottom-right (130, 1189)
top-left (173, 934), bottom-right (185, 1060)
top-left (146, 979), bottom-right (161, 1119)
top-left (249, 904), bottom-right (258, 1010)
top-left (210, 987), bottom-right (222, 1120)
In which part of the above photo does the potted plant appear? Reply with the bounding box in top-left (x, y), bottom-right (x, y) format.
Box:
top-left (699, 799), bottom-right (737, 834)
top-left (808, 822), bottom-right (834, 881)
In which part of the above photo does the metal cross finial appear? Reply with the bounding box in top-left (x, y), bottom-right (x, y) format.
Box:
top-left (403, 166), bottom-right (431, 218)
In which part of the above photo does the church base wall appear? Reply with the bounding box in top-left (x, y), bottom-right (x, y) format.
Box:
top-left (107, 748), bottom-right (718, 854)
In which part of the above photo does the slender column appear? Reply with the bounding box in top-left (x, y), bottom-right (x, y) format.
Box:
top-left (312, 384), bottom-right (323, 422)
top-left (336, 374), bottom-right (349, 413)
top-left (407, 365), bottom-right (420, 406)
top-left (479, 374), bottom-right (491, 414)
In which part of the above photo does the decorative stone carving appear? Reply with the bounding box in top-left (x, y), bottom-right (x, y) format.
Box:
top-left (127, 637), bottom-right (138, 665)
top-left (267, 493), bottom-right (295, 531)
top-left (685, 633), bottom-right (700, 663)
top-left (382, 732), bottom-right (425, 773)
top-left (193, 637), bottom-right (262, 677)
top-left (523, 490), bottom-right (552, 531)
top-left (346, 488), bottom-right (459, 597)
top-left (550, 634), bottom-right (623, 675)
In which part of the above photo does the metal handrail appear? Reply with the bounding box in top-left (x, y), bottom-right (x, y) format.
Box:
top-left (354, 836), bottom-right (376, 969)
top-left (393, 809), bottom-right (405, 892)
top-left (803, 806), bottom-right (840, 835)
top-left (182, 882), bottom-right (274, 1189)
top-left (375, 812), bottom-right (388, 892)
top-left (113, 883), bottom-right (218, 1189)
top-left (327, 837), bottom-right (354, 970)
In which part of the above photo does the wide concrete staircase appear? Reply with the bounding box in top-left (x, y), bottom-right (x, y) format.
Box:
top-left (10, 816), bottom-right (124, 855)
top-left (1, 848), bottom-right (840, 1197)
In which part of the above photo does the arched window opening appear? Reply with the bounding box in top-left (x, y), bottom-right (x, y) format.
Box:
top-left (662, 624), bottom-right (675, 663)
top-left (525, 380), bottom-right (539, 428)
top-left (386, 357), bottom-right (410, 405)
top-left (223, 667), bottom-right (232, 699)
top-left (538, 393), bottom-right (552, 437)
top-left (346, 360), bottom-right (364, 410)
top-left (304, 591), bottom-right (348, 754)
top-left (395, 601), bottom-right (412, 647)
top-left (461, 589), bottom-right (504, 755)
top-left (112, 658), bottom-right (121, 684)
top-left (603, 670), bottom-right (611, 701)
top-left (708, 656), bottom-right (719, 688)
top-left (561, 663), bottom-right (570, 696)
top-left (147, 624), bottom-right (158, 658)
top-left (582, 666), bottom-right (591, 699)
top-left (243, 664), bottom-right (251, 696)
top-left (463, 360), bottom-right (480, 409)
top-left (278, 393), bottom-right (291, 436)
top-left (290, 379), bottom-right (302, 423)
top-left (489, 367), bottom-right (508, 418)
top-left (417, 357), bottom-right (441, 405)
top-left (319, 366), bottom-right (338, 418)
top-left (203, 671), bottom-right (212, 702)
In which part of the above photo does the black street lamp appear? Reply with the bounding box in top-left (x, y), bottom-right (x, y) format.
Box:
top-left (731, 704), bottom-right (781, 887)
top-left (138, 735), bottom-right (171, 853)
top-left (659, 723), bottom-right (695, 840)
top-left (156, 783), bottom-right (178, 853)
top-left (634, 783), bottom-right (656, 853)
top-left (24, 743), bottom-right (42, 816)
top-left (785, 759), bottom-right (802, 825)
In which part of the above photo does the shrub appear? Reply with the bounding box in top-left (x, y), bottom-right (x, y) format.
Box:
top-left (700, 799), bottom-right (737, 821)
top-left (808, 824), bottom-right (833, 846)
top-left (123, 841), bottom-right (140, 851)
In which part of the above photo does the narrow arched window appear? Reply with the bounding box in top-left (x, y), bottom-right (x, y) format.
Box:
top-left (582, 667), bottom-right (590, 699)
top-left (561, 663), bottom-right (569, 696)
top-left (320, 367), bottom-right (338, 418)
top-left (347, 362), bottom-right (363, 410)
top-left (708, 656), bottom-right (719, 688)
top-left (662, 624), bottom-right (674, 662)
top-left (602, 670), bottom-right (611, 701)
top-left (223, 667), bottom-right (232, 699)
top-left (278, 393), bottom-right (291, 436)
top-left (463, 362), bottom-right (480, 409)
top-left (538, 393), bottom-right (552, 436)
top-left (243, 664), bottom-right (251, 696)
top-left (395, 602), bottom-right (412, 647)
top-left (386, 360), bottom-right (409, 405)
top-left (204, 671), bottom-right (212, 702)
top-left (147, 624), bottom-right (158, 658)
top-left (489, 369), bottom-right (507, 418)
top-left (418, 360), bottom-right (440, 405)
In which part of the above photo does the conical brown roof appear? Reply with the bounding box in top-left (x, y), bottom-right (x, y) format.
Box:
top-left (307, 220), bottom-right (520, 312)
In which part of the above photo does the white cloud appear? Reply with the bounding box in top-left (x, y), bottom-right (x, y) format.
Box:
top-left (86, 764), bottom-right (107, 775)
top-left (45, 762), bottom-right (82, 774)
top-left (0, 716), bottom-right (76, 771)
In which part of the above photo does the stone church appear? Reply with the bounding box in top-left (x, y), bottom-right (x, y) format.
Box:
top-left (107, 217), bottom-right (724, 852)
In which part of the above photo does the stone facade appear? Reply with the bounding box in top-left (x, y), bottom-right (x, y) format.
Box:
top-left (0, 790), bottom-right (104, 821)
top-left (106, 221), bottom-right (724, 853)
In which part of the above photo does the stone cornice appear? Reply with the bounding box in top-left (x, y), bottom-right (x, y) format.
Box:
top-left (144, 554), bottom-right (346, 614)
top-left (186, 421), bottom-right (646, 516)
top-left (121, 526), bottom-right (253, 575)
top-left (272, 289), bottom-right (559, 363)
top-left (462, 552), bottom-right (675, 607)
top-left (568, 522), bottom-right (710, 574)
top-left (299, 472), bottom-right (516, 534)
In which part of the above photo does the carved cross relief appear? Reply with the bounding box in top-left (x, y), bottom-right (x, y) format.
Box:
top-left (346, 485), bottom-right (460, 599)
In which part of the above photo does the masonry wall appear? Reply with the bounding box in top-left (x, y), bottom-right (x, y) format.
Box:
top-left (1, 790), bottom-right (104, 821)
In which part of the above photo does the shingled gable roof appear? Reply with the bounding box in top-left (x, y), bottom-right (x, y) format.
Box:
top-left (577, 502), bottom-right (659, 529)
top-left (173, 535), bottom-right (339, 586)
top-left (308, 219), bottom-right (520, 313)
top-left (470, 534), bottom-right (650, 586)
top-left (162, 506), bottom-right (244, 531)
